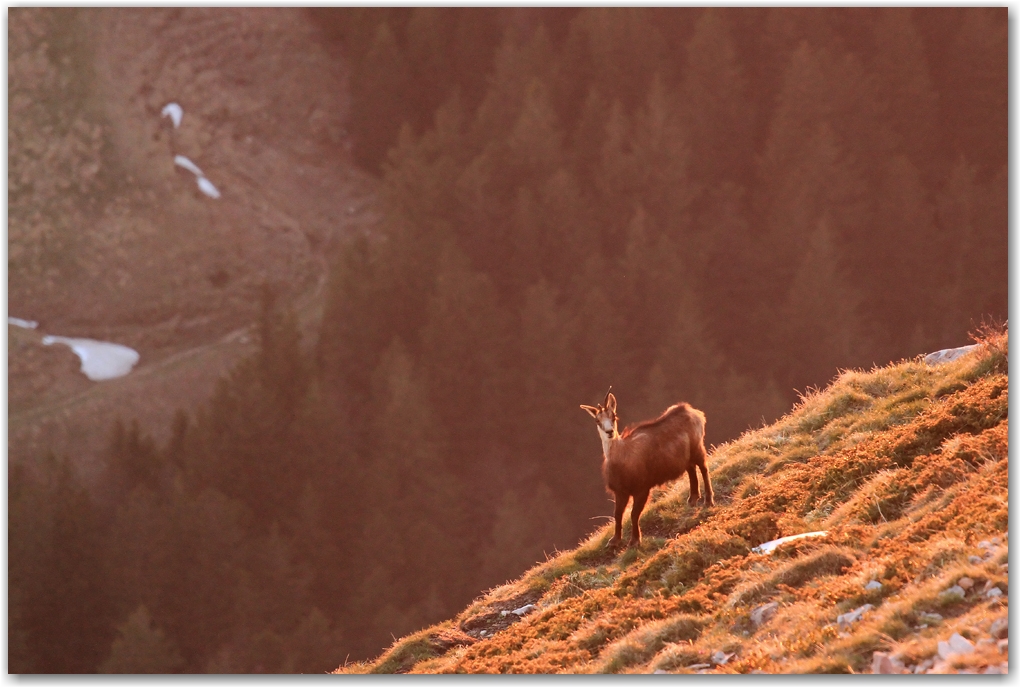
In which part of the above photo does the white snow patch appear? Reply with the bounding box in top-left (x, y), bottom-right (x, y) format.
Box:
top-left (41, 335), bottom-right (140, 381)
top-left (162, 102), bottom-right (183, 128)
top-left (752, 531), bottom-right (828, 554)
top-left (174, 154), bottom-right (204, 177)
top-left (196, 176), bottom-right (221, 199)
top-left (8, 317), bottom-right (38, 329)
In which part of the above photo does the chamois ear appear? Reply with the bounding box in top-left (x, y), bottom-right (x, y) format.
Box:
top-left (605, 392), bottom-right (617, 414)
top-left (580, 404), bottom-right (600, 419)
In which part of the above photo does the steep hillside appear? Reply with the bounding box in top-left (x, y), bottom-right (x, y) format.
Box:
top-left (8, 8), bottom-right (374, 469)
top-left (338, 329), bottom-right (1007, 674)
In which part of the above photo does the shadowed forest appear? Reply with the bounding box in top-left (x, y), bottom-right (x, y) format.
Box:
top-left (8, 8), bottom-right (1007, 673)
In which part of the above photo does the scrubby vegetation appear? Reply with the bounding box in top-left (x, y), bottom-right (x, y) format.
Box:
top-left (340, 328), bottom-right (1007, 674)
top-left (9, 8), bottom-right (1005, 673)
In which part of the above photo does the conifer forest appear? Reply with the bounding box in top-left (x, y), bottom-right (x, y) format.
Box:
top-left (8, 8), bottom-right (1007, 672)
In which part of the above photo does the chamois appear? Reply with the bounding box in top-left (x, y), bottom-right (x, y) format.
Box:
top-left (581, 388), bottom-right (713, 549)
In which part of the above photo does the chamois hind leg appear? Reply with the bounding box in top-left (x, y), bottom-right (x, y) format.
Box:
top-left (629, 488), bottom-right (650, 548)
top-left (698, 462), bottom-right (714, 506)
top-left (692, 442), bottom-right (714, 506)
top-left (686, 464), bottom-right (700, 505)
top-left (608, 491), bottom-right (628, 549)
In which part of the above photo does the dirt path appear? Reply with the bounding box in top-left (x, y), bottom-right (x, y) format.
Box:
top-left (7, 8), bottom-right (378, 476)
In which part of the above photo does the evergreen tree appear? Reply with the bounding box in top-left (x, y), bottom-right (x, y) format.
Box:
top-left (99, 605), bottom-right (184, 674)
top-left (782, 217), bottom-right (866, 389)
top-left (19, 457), bottom-right (113, 673)
top-left (680, 8), bottom-right (754, 189)
top-left (350, 21), bottom-right (413, 172)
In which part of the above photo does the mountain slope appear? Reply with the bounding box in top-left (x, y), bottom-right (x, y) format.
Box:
top-left (338, 329), bottom-right (1007, 674)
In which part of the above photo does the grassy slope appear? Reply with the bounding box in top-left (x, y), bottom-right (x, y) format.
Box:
top-left (338, 329), bottom-right (1008, 674)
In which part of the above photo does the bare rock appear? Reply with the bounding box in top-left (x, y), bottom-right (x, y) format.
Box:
top-left (864, 580), bottom-right (883, 591)
top-left (938, 633), bottom-right (975, 660)
top-left (987, 587), bottom-right (1003, 599)
top-left (837, 604), bottom-right (873, 630)
top-left (991, 618), bottom-right (1009, 639)
top-left (940, 584), bottom-right (966, 602)
top-left (872, 652), bottom-right (906, 674)
top-left (924, 344), bottom-right (979, 365)
top-left (712, 650), bottom-right (735, 665)
top-left (751, 602), bottom-right (779, 628)
top-left (957, 577), bottom-right (974, 590)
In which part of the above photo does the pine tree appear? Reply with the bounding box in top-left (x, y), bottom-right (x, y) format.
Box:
top-left (680, 8), bottom-right (754, 189)
top-left (350, 21), bottom-right (413, 172)
top-left (99, 605), bottom-right (184, 674)
top-left (782, 217), bottom-right (866, 390)
top-left (868, 9), bottom-right (941, 182)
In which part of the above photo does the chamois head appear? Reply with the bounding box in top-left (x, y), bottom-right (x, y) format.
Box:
top-left (580, 387), bottom-right (618, 439)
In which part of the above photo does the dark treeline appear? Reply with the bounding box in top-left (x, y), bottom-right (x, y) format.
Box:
top-left (10, 8), bottom-right (1006, 673)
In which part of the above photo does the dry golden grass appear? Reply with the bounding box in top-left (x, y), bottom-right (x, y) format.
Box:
top-left (337, 329), bottom-right (1008, 674)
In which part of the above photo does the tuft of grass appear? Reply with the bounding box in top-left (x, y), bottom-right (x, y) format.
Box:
top-left (596, 614), bottom-right (704, 673)
top-left (351, 331), bottom-right (1008, 674)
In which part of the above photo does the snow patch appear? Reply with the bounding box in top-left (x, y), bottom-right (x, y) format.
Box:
top-left (41, 335), bottom-right (140, 381)
top-left (162, 102), bottom-right (183, 128)
top-left (8, 317), bottom-right (38, 329)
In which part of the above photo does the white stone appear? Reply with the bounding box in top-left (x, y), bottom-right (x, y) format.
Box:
top-left (940, 633), bottom-right (974, 658)
top-left (864, 580), bottom-right (883, 591)
top-left (986, 587), bottom-right (1003, 599)
top-left (924, 344), bottom-right (979, 366)
top-left (511, 604), bottom-right (535, 616)
top-left (872, 652), bottom-right (903, 674)
top-left (752, 531), bottom-right (828, 554)
top-left (837, 604), bottom-right (873, 630)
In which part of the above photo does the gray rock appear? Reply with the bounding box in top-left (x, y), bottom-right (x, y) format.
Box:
top-left (510, 604), bottom-right (536, 616)
top-left (924, 344), bottom-right (979, 366)
top-left (920, 612), bottom-right (944, 624)
top-left (986, 587), bottom-right (1003, 599)
top-left (937, 633), bottom-right (975, 660)
top-left (711, 650), bottom-right (734, 665)
top-left (940, 584), bottom-right (966, 602)
top-left (990, 618), bottom-right (1008, 639)
top-left (968, 555), bottom-right (983, 565)
top-left (872, 652), bottom-right (905, 674)
top-left (750, 602), bottom-right (779, 628)
top-left (837, 604), bottom-right (873, 630)
top-left (864, 580), bottom-right (883, 591)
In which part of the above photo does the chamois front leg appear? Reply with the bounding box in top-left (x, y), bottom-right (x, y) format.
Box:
top-left (629, 488), bottom-right (650, 548)
top-left (686, 464), bottom-right (700, 505)
top-left (608, 491), bottom-right (628, 549)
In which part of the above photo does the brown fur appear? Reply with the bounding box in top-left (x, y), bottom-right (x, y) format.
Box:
top-left (582, 392), bottom-right (713, 549)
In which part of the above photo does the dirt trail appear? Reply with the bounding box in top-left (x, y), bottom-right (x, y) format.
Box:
top-left (8, 8), bottom-right (375, 474)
